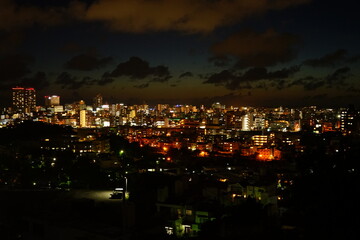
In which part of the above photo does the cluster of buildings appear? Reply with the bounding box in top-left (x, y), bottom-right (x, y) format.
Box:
top-left (3, 87), bottom-right (359, 163)
top-left (5, 88), bottom-right (357, 131)
top-left (2, 87), bottom-right (360, 238)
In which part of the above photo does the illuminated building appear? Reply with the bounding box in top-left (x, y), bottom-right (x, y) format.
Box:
top-left (268, 120), bottom-right (290, 132)
top-left (222, 141), bottom-right (241, 153)
top-left (93, 93), bottom-right (103, 108)
top-left (180, 105), bottom-right (191, 114)
top-left (156, 203), bottom-right (216, 238)
top-left (12, 87), bottom-right (36, 114)
top-left (79, 100), bottom-right (86, 111)
top-left (156, 104), bottom-right (168, 116)
top-left (252, 135), bottom-right (268, 146)
top-left (211, 102), bottom-right (225, 112)
top-left (129, 110), bottom-right (136, 119)
top-left (52, 105), bottom-right (64, 113)
top-left (293, 120), bottom-right (301, 132)
top-left (44, 95), bottom-right (60, 107)
top-left (322, 122), bottom-right (334, 132)
top-left (241, 113), bottom-right (253, 131)
top-left (253, 117), bottom-right (266, 130)
top-left (256, 148), bottom-right (281, 161)
top-left (340, 105), bottom-right (358, 135)
top-left (80, 110), bottom-right (87, 128)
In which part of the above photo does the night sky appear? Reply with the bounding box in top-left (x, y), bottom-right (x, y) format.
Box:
top-left (1, 0), bottom-right (359, 107)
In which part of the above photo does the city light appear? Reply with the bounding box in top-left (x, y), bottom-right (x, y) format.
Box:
top-left (1, 1), bottom-right (359, 239)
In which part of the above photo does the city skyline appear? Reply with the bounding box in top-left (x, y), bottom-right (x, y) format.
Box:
top-left (5, 88), bottom-right (360, 109)
top-left (7, 84), bottom-right (357, 134)
top-left (1, 1), bottom-right (360, 234)
top-left (1, 0), bottom-right (360, 108)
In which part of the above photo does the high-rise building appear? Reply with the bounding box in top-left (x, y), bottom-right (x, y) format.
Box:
top-left (241, 113), bottom-right (253, 131)
top-left (80, 110), bottom-right (87, 128)
top-left (44, 95), bottom-right (60, 107)
top-left (340, 105), bottom-right (358, 135)
top-left (12, 87), bottom-right (36, 114)
top-left (93, 94), bottom-right (103, 109)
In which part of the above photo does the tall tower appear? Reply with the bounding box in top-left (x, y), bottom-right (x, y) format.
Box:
top-left (93, 94), bottom-right (103, 109)
top-left (80, 110), bottom-right (87, 128)
top-left (44, 95), bottom-right (60, 107)
top-left (12, 87), bottom-right (36, 114)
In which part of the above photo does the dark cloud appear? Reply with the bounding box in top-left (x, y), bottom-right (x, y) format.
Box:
top-left (149, 66), bottom-right (172, 82)
top-left (151, 76), bottom-right (172, 83)
top-left (272, 79), bottom-right (287, 90)
top-left (288, 67), bottom-right (352, 91)
top-left (0, 0), bottom-right (69, 31)
top-left (19, 72), bottom-right (49, 90)
top-left (197, 73), bottom-right (208, 80)
top-left (55, 72), bottom-right (77, 88)
top-left (243, 66), bottom-right (301, 89)
top-left (254, 82), bottom-right (269, 90)
top-left (211, 29), bottom-right (300, 68)
top-left (288, 76), bottom-right (325, 90)
top-left (179, 72), bottom-right (193, 78)
top-left (0, 0), bottom-right (309, 33)
top-left (303, 49), bottom-right (348, 67)
top-left (65, 53), bottom-right (113, 71)
top-left (0, 54), bottom-right (34, 82)
top-left (96, 75), bottom-right (114, 86)
top-left (303, 49), bottom-right (360, 68)
top-left (208, 55), bottom-right (231, 67)
top-left (55, 71), bottom-right (116, 89)
top-left (203, 66), bottom-right (300, 90)
top-left (267, 65), bottom-right (301, 79)
top-left (0, 71), bottom-right (49, 91)
top-left (326, 67), bottom-right (351, 85)
top-left (302, 80), bottom-right (326, 91)
top-left (55, 72), bottom-right (94, 90)
top-left (203, 70), bottom-right (241, 89)
top-left (110, 57), bottom-right (171, 82)
top-left (133, 83), bottom-right (150, 89)
top-left (80, 0), bottom-right (309, 33)
top-left (241, 67), bottom-right (268, 81)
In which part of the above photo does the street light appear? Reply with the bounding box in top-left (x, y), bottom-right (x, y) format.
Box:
top-left (125, 176), bottom-right (128, 193)
top-left (124, 176), bottom-right (130, 200)
top-left (119, 150), bottom-right (124, 156)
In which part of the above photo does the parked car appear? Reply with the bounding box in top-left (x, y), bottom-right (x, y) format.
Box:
top-left (109, 187), bottom-right (123, 199)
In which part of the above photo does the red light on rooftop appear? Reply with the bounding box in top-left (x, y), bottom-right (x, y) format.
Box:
top-left (12, 87), bottom-right (35, 90)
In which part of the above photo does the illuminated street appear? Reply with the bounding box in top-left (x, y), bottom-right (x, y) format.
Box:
top-left (66, 189), bottom-right (121, 203)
